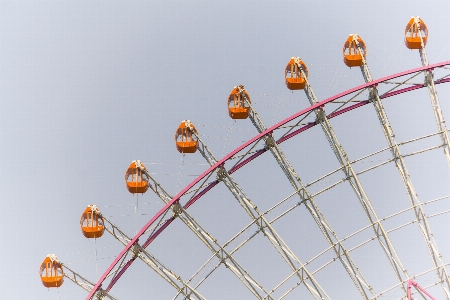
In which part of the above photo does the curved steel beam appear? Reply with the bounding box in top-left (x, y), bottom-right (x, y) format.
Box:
top-left (87, 61), bottom-right (450, 299)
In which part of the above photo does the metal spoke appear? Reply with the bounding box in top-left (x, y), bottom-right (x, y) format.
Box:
top-left (412, 18), bottom-right (450, 168)
top-left (134, 165), bottom-right (271, 299)
top-left (86, 62), bottom-right (450, 299)
top-left (102, 215), bottom-right (205, 300)
top-left (233, 85), bottom-right (376, 299)
top-left (291, 58), bottom-right (410, 296)
top-left (353, 34), bottom-right (450, 297)
top-left (269, 193), bottom-right (450, 299)
top-left (159, 142), bottom-right (450, 300)
top-left (222, 143), bottom-right (448, 297)
top-left (62, 264), bottom-right (117, 300)
top-left (182, 121), bottom-right (330, 300)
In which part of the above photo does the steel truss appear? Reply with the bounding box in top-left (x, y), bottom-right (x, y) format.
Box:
top-left (184, 120), bottom-right (329, 300)
top-left (101, 214), bottom-right (206, 299)
top-left (87, 62), bottom-right (450, 299)
top-left (351, 35), bottom-right (450, 297)
top-left (232, 85), bottom-right (376, 299)
top-left (410, 18), bottom-right (450, 168)
top-left (174, 132), bottom-right (450, 299)
top-left (134, 163), bottom-right (272, 299)
top-left (373, 261), bottom-right (450, 300)
top-left (62, 264), bottom-right (117, 300)
top-left (293, 58), bottom-right (410, 295)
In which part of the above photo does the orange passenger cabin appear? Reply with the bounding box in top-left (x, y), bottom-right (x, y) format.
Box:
top-left (343, 34), bottom-right (366, 67)
top-left (405, 17), bottom-right (428, 49)
top-left (285, 57), bottom-right (308, 90)
top-left (125, 160), bottom-right (149, 194)
top-left (80, 205), bottom-right (105, 238)
top-left (228, 85), bottom-right (251, 119)
top-left (39, 255), bottom-right (64, 288)
top-left (175, 120), bottom-right (198, 153)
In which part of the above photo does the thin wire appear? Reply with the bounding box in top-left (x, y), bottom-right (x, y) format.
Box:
top-left (308, 62), bottom-right (360, 82)
top-left (94, 238), bottom-right (98, 280)
top-left (271, 89), bottom-right (288, 126)
top-left (54, 292), bottom-right (80, 300)
top-left (61, 244), bottom-right (120, 257)
top-left (433, 42), bottom-right (450, 63)
top-left (325, 63), bottom-right (343, 97)
top-left (135, 193), bottom-right (138, 235)
top-left (176, 153), bottom-right (185, 193)
top-left (196, 123), bottom-right (256, 133)
top-left (366, 39), bottom-right (418, 69)
top-left (142, 161), bottom-right (210, 166)
top-left (379, 40), bottom-right (402, 76)
top-left (222, 118), bottom-right (235, 158)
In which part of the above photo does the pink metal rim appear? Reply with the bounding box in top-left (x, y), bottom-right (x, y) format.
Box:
top-left (87, 61), bottom-right (450, 299)
top-left (407, 279), bottom-right (436, 300)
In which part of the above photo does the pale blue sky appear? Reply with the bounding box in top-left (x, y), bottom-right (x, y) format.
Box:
top-left (1, 1), bottom-right (450, 299)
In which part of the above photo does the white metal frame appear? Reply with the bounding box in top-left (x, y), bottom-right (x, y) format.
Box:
top-left (183, 120), bottom-right (330, 300)
top-left (353, 34), bottom-right (450, 297)
top-left (293, 57), bottom-right (410, 295)
top-left (232, 85), bottom-right (376, 299)
top-left (62, 264), bottom-right (117, 300)
top-left (134, 162), bottom-right (273, 299)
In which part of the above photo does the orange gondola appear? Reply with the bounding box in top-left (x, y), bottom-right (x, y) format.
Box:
top-left (343, 34), bottom-right (367, 67)
top-left (39, 254), bottom-right (64, 288)
top-left (125, 160), bottom-right (149, 194)
top-left (228, 85), bottom-right (251, 119)
top-left (80, 204), bottom-right (105, 238)
top-left (175, 120), bottom-right (198, 153)
top-left (285, 57), bottom-right (308, 90)
top-left (405, 16), bottom-right (428, 49)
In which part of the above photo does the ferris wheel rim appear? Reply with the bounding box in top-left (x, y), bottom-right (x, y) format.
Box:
top-left (87, 60), bottom-right (450, 299)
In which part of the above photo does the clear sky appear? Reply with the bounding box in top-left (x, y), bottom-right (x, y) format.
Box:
top-left (1, 0), bottom-right (450, 299)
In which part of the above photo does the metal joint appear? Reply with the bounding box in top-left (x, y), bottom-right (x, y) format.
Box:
top-left (264, 135), bottom-right (276, 150)
top-left (171, 202), bottom-right (182, 217)
top-left (315, 107), bottom-right (327, 122)
top-left (424, 72), bottom-right (434, 85)
top-left (216, 166), bottom-right (227, 181)
top-left (131, 243), bottom-right (140, 259)
top-left (369, 89), bottom-right (378, 102)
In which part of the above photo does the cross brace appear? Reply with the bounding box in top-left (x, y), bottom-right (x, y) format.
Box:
top-left (295, 61), bottom-right (410, 296)
top-left (185, 121), bottom-right (330, 300)
top-left (62, 264), bottom-right (118, 300)
top-left (135, 164), bottom-right (271, 299)
top-left (355, 38), bottom-right (450, 298)
top-left (236, 86), bottom-right (376, 299)
top-left (102, 215), bottom-right (206, 299)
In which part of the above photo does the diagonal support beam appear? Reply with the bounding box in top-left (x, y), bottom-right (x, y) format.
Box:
top-left (62, 264), bottom-right (118, 300)
top-left (292, 58), bottom-right (410, 296)
top-left (355, 36), bottom-right (450, 298)
top-left (134, 165), bottom-right (271, 299)
top-left (233, 85), bottom-right (376, 299)
top-left (86, 62), bottom-right (450, 300)
top-left (101, 215), bottom-right (206, 300)
top-left (183, 121), bottom-right (330, 300)
top-left (409, 18), bottom-right (450, 168)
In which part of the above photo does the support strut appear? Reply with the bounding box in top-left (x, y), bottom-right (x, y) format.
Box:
top-left (237, 85), bottom-right (376, 299)
top-left (294, 58), bottom-right (410, 296)
top-left (133, 163), bottom-right (271, 299)
top-left (354, 35), bottom-right (450, 297)
top-left (183, 121), bottom-right (330, 300)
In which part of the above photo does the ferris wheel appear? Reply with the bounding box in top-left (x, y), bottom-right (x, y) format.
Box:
top-left (39, 16), bottom-right (450, 299)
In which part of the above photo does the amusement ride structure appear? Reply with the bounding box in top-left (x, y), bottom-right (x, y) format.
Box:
top-left (39, 17), bottom-right (450, 299)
